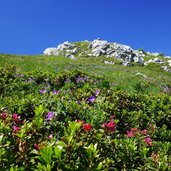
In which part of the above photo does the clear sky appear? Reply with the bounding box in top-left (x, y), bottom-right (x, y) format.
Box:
top-left (0, 0), bottom-right (171, 55)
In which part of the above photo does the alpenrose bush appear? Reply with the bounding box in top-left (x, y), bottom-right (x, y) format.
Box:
top-left (0, 66), bottom-right (171, 170)
top-left (0, 115), bottom-right (171, 170)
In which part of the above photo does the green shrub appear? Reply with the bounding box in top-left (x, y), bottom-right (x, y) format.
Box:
top-left (0, 67), bottom-right (170, 170)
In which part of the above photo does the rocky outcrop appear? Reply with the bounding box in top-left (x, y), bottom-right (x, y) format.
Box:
top-left (43, 48), bottom-right (59, 56)
top-left (87, 39), bottom-right (144, 65)
top-left (144, 58), bottom-right (164, 65)
top-left (43, 41), bottom-right (80, 59)
top-left (144, 58), bottom-right (171, 72)
top-left (43, 39), bottom-right (171, 70)
top-left (168, 60), bottom-right (171, 66)
top-left (162, 66), bottom-right (171, 72)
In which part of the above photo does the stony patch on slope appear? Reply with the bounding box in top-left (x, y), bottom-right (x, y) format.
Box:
top-left (43, 38), bottom-right (171, 71)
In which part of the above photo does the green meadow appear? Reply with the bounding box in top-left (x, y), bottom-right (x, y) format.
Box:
top-left (0, 53), bottom-right (171, 170)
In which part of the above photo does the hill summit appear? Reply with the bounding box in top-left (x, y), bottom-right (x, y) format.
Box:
top-left (43, 38), bottom-right (171, 71)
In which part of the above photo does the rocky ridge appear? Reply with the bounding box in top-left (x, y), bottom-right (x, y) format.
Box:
top-left (43, 38), bottom-right (171, 72)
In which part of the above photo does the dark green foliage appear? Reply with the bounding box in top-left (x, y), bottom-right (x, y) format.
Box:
top-left (0, 67), bottom-right (171, 170)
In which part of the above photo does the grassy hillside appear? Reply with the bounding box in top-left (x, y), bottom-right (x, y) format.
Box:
top-left (0, 53), bottom-right (171, 94)
top-left (0, 53), bottom-right (171, 170)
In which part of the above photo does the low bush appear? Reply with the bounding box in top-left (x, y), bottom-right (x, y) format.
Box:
top-left (0, 67), bottom-right (171, 170)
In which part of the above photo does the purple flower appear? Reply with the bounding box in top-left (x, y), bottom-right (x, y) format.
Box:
top-left (16, 74), bottom-right (24, 78)
top-left (64, 79), bottom-right (70, 83)
top-left (88, 96), bottom-right (96, 103)
top-left (52, 90), bottom-right (59, 95)
top-left (55, 68), bottom-right (59, 71)
top-left (84, 76), bottom-right (88, 80)
top-left (76, 77), bottom-right (81, 83)
top-left (45, 84), bottom-right (50, 89)
top-left (77, 101), bottom-right (81, 105)
top-left (27, 78), bottom-right (35, 82)
top-left (95, 89), bottom-right (100, 96)
top-left (39, 89), bottom-right (46, 94)
top-left (76, 76), bottom-right (88, 83)
top-left (46, 112), bottom-right (54, 121)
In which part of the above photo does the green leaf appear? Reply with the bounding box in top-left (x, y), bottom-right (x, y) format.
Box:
top-left (54, 145), bottom-right (64, 159)
top-left (39, 145), bottom-right (53, 164)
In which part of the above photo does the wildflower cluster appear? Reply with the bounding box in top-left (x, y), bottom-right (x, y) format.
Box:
top-left (126, 127), bottom-right (154, 146)
top-left (0, 68), bottom-right (170, 170)
top-left (76, 120), bottom-right (92, 132)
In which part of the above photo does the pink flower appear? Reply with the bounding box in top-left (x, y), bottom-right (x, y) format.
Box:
top-left (75, 120), bottom-right (85, 125)
top-left (144, 137), bottom-right (152, 146)
top-left (141, 129), bottom-right (148, 135)
top-left (151, 153), bottom-right (158, 161)
top-left (34, 143), bottom-right (40, 150)
top-left (126, 131), bottom-right (134, 138)
top-left (13, 126), bottom-right (20, 133)
top-left (102, 121), bottom-right (115, 132)
top-left (48, 134), bottom-right (53, 139)
top-left (13, 113), bottom-right (20, 123)
top-left (83, 123), bottom-right (92, 132)
top-left (149, 123), bottom-right (152, 127)
top-left (149, 123), bottom-right (156, 131)
top-left (0, 113), bottom-right (7, 120)
top-left (110, 115), bottom-right (116, 120)
top-left (131, 128), bottom-right (138, 133)
top-left (126, 128), bottom-right (139, 138)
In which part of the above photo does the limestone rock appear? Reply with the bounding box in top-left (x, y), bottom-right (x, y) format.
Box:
top-left (86, 38), bottom-right (144, 65)
top-left (133, 56), bottom-right (144, 65)
top-left (43, 41), bottom-right (80, 57)
top-left (65, 54), bottom-right (76, 60)
top-left (104, 61), bottom-right (115, 65)
top-left (122, 61), bottom-right (131, 66)
top-left (144, 58), bottom-right (163, 65)
top-left (43, 48), bottom-right (59, 56)
top-left (135, 72), bottom-right (147, 77)
top-left (168, 60), bottom-right (171, 66)
top-left (162, 66), bottom-right (171, 72)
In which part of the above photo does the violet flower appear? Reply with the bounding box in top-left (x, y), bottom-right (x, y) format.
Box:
top-left (95, 89), bottom-right (100, 96)
top-left (46, 112), bottom-right (54, 121)
top-left (28, 78), bottom-right (33, 82)
top-left (39, 89), bottom-right (46, 94)
top-left (76, 77), bottom-right (81, 83)
top-left (88, 96), bottom-right (96, 103)
top-left (16, 74), bottom-right (24, 78)
top-left (77, 100), bottom-right (81, 105)
top-left (52, 90), bottom-right (59, 95)
top-left (44, 84), bottom-right (50, 90)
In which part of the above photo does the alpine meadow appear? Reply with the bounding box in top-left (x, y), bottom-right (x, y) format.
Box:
top-left (0, 39), bottom-right (171, 170)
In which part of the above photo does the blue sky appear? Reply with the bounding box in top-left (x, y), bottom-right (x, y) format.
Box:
top-left (0, 0), bottom-right (171, 55)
